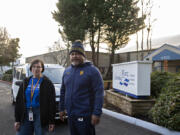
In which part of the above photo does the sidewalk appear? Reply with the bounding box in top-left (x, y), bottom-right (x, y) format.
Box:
top-left (103, 108), bottom-right (180, 135)
top-left (97, 113), bottom-right (160, 135)
top-left (0, 80), bottom-right (12, 85)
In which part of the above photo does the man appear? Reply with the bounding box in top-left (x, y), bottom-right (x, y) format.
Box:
top-left (59, 40), bottom-right (104, 135)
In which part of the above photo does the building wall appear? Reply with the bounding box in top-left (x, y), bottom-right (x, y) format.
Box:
top-left (115, 50), bottom-right (154, 63)
top-left (26, 46), bottom-right (180, 77)
top-left (152, 60), bottom-right (180, 73)
top-left (26, 50), bottom-right (68, 66)
top-left (85, 51), bottom-right (110, 77)
top-left (164, 60), bottom-right (180, 73)
top-left (26, 50), bottom-right (110, 78)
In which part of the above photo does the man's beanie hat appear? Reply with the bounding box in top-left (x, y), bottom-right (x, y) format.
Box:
top-left (69, 40), bottom-right (85, 57)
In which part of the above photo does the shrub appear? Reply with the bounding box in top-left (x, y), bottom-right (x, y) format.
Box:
top-left (5, 69), bottom-right (13, 74)
top-left (149, 76), bottom-right (180, 131)
top-left (151, 71), bottom-right (175, 98)
top-left (2, 74), bottom-right (12, 82)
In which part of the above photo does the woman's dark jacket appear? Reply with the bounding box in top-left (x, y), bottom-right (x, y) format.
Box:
top-left (15, 75), bottom-right (56, 127)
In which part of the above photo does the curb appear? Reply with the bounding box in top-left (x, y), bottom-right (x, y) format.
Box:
top-left (102, 108), bottom-right (180, 135)
top-left (0, 80), bottom-right (12, 85)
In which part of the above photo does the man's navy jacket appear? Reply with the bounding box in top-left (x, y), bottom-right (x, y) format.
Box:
top-left (60, 62), bottom-right (104, 117)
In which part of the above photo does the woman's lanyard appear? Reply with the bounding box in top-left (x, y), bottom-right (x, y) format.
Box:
top-left (30, 78), bottom-right (40, 109)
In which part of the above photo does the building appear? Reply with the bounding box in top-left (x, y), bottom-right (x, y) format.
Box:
top-left (25, 50), bottom-right (110, 78)
top-left (144, 44), bottom-right (180, 73)
top-left (116, 35), bottom-right (180, 73)
top-left (25, 35), bottom-right (180, 75)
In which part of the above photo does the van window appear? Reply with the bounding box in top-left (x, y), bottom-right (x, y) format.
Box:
top-left (43, 68), bottom-right (64, 84)
top-left (29, 68), bottom-right (64, 84)
top-left (15, 70), bottom-right (21, 79)
top-left (13, 68), bottom-right (16, 78)
top-left (20, 68), bottom-right (26, 80)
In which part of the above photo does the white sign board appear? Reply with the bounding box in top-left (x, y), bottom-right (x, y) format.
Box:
top-left (112, 61), bottom-right (152, 98)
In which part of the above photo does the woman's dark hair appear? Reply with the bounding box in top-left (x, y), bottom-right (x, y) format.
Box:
top-left (30, 59), bottom-right (44, 73)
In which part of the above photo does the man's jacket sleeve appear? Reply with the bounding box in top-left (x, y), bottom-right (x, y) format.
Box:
top-left (91, 67), bottom-right (104, 117)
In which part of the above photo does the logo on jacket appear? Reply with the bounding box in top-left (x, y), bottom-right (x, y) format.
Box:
top-left (66, 72), bottom-right (70, 75)
top-left (80, 70), bottom-right (84, 75)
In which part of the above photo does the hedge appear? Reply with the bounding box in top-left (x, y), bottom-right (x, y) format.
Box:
top-left (150, 76), bottom-right (180, 131)
top-left (151, 71), bottom-right (175, 98)
top-left (2, 74), bottom-right (12, 82)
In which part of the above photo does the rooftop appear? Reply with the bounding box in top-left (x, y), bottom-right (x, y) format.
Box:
top-left (117, 34), bottom-right (180, 53)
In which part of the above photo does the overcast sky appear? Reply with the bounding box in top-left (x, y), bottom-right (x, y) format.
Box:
top-left (0, 0), bottom-right (180, 59)
top-left (0, 0), bottom-right (59, 58)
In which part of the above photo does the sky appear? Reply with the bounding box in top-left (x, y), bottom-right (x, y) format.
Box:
top-left (146, 0), bottom-right (180, 38)
top-left (0, 0), bottom-right (180, 59)
top-left (0, 0), bottom-right (59, 59)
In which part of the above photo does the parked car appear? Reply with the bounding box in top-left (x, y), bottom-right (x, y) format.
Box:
top-left (11, 64), bottom-right (65, 119)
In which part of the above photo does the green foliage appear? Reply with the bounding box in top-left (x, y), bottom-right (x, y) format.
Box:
top-left (52, 0), bottom-right (87, 42)
top-left (103, 0), bottom-right (145, 78)
top-left (103, 0), bottom-right (145, 52)
top-left (5, 69), bottom-right (12, 74)
top-left (0, 27), bottom-right (21, 66)
top-left (151, 71), bottom-right (175, 98)
top-left (53, 0), bottom-right (106, 64)
top-left (2, 69), bottom-right (13, 82)
top-left (2, 74), bottom-right (12, 82)
top-left (150, 76), bottom-right (180, 131)
top-left (53, 0), bottom-right (145, 67)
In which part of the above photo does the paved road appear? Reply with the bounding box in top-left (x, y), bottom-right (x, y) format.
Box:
top-left (0, 81), bottom-right (160, 135)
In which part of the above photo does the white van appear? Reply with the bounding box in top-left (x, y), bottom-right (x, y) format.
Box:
top-left (11, 64), bottom-right (65, 119)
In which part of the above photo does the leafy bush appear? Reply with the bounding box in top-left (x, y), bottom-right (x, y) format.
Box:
top-left (151, 71), bottom-right (175, 98)
top-left (2, 74), bottom-right (12, 82)
top-left (149, 76), bottom-right (180, 131)
top-left (5, 69), bottom-right (13, 74)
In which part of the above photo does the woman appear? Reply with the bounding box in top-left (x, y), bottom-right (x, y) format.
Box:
top-left (14, 59), bottom-right (56, 135)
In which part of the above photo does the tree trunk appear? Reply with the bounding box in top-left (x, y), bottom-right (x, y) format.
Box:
top-left (105, 43), bottom-right (115, 80)
top-left (96, 25), bottom-right (101, 67)
top-left (136, 32), bottom-right (139, 60)
top-left (150, 31), bottom-right (152, 51)
top-left (147, 28), bottom-right (150, 54)
top-left (65, 42), bottom-right (71, 67)
top-left (141, 0), bottom-right (144, 60)
top-left (90, 30), bottom-right (96, 66)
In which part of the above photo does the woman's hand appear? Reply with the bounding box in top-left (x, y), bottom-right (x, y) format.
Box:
top-left (14, 122), bottom-right (20, 131)
top-left (59, 111), bottom-right (66, 122)
top-left (49, 124), bottom-right (55, 132)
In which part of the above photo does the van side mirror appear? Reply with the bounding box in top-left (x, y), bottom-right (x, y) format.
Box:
top-left (15, 81), bottom-right (23, 86)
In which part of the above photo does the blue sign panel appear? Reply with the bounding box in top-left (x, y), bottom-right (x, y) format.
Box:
top-left (152, 49), bottom-right (180, 61)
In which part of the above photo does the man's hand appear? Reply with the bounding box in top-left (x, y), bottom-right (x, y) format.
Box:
top-left (59, 111), bottom-right (66, 122)
top-left (91, 115), bottom-right (100, 125)
top-left (14, 122), bottom-right (20, 131)
top-left (49, 124), bottom-right (55, 132)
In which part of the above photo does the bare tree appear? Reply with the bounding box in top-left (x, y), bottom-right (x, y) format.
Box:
top-left (146, 0), bottom-right (157, 54)
top-left (48, 39), bottom-right (69, 67)
top-left (136, 32), bottom-right (139, 60)
top-left (140, 0), bottom-right (145, 60)
top-left (139, 0), bottom-right (157, 59)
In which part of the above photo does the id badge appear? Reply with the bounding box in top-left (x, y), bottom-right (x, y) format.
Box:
top-left (29, 109), bottom-right (34, 121)
top-left (78, 117), bottom-right (83, 122)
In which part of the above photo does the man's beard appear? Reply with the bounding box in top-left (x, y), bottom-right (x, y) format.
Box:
top-left (71, 59), bottom-right (83, 66)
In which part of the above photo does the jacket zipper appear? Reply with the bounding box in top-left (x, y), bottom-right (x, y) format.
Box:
top-left (70, 67), bottom-right (77, 115)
